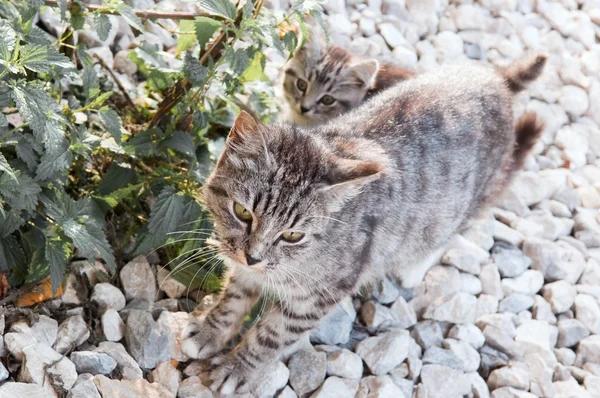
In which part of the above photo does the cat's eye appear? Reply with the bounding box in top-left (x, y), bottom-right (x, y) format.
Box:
top-left (233, 202), bottom-right (252, 222)
top-left (296, 79), bottom-right (308, 93)
top-left (320, 95), bottom-right (336, 106)
top-left (281, 231), bottom-right (305, 243)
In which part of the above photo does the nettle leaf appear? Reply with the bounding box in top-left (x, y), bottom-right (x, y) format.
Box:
top-left (116, 3), bottom-right (144, 32)
top-left (96, 182), bottom-right (144, 208)
top-left (176, 20), bottom-right (197, 52)
top-left (0, 209), bottom-right (25, 238)
top-left (195, 16), bottom-right (223, 49)
top-left (0, 234), bottom-right (26, 271)
top-left (62, 219), bottom-right (116, 271)
top-left (15, 134), bottom-right (40, 173)
top-left (198, 0), bottom-right (236, 20)
top-left (36, 139), bottom-right (72, 182)
top-left (11, 81), bottom-right (66, 147)
top-left (20, 44), bottom-right (74, 73)
top-left (82, 66), bottom-right (100, 100)
top-left (0, 152), bottom-right (17, 182)
top-left (94, 13), bottom-right (112, 42)
top-left (97, 163), bottom-right (136, 196)
top-left (0, 171), bottom-right (41, 213)
top-left (0, 22), bottom-right (16, 53)
top-left (231, 48), bottom-right (251, 76)
top-left (40, 188), bottom-right (77, 222)
top-left (162, 131), bottom-right (195, 158)
top-left (180, 196), bottom-right (202, 227)
top-left (99, 108), bottom-right (123, 142)
top-left (183, 54), bottom-right (208, 86)
top-left (46, 238), bottom-right (70, 294)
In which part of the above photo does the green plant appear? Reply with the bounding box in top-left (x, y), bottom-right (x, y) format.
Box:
top-left (0, 0), bottom-right (324, 294)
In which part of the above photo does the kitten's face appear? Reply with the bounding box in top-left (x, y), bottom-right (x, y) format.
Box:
top-left (283, 35), bottom-right (379, 125)
top-left (204, 112), bottom-right (381, 282)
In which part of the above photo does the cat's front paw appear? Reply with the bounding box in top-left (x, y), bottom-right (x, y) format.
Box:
top-left (207, 353), bottom-right (256, 394)
top-left (180, 319), bottom-right (226, 360)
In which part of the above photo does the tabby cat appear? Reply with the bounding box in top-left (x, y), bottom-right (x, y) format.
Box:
top-left (181, 53), bottom-right (547, 394)
top-left (282, 26), bottom-right (415, 125)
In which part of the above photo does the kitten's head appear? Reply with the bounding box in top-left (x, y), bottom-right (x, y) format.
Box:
top-left (283, 27), bottom-right (380, 125)
top-left (203, 112), bottom-right (382, 281)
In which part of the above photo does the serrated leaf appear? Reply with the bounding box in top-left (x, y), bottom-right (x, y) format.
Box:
top-left (46, 238), bottom-right (69, 294)
top-left (198, 0), bottom-right (236, 20)
top-left (0, 209), bottom-right (25, 238)
top-left (15, 134), bottom-right (40, 173)
top-left (82, 66), bottom-right (100, 100)
top-left (162, 131), bottom-right (195, 158)
top-left (0, 171), bottom-right (41, 213)
top-left (0, 234), bottom-right (26, 271)
top-left (36, 139), bottom-right (72, 181)
top-left (95, 182), bottom-right (144, 208)
top-left (195, 16), bottom-right (222, 49)
top-left (11, 81), bottom-right (66, 148)
top-left (176, 20), bottom-right (197, 52)
top-left (0, 152), bottom-right (17, 182)
top-left (94, 13), bottom-right (112, 42)
top-left (231, 48), bottom-right (250, 75)
top-left (180, 196), bottom-right (202, 227)
top-left (116, 3), bottom-right (144, 32)
top-left (242, 50), bottom-right (267, 81)
top-left (62, 219), bottom-right (116, 271)
top-left (20, 44), bottom-right (74, 73)
top-left (99, 108), bottom-right (123, 142)
top-left (0, 22), bottom-right (16, 54)
top-left (125, 129), bottom-right (159, 157)
top-left (183, 53), bottom-right (208, 86)
top-left (40, 187), bottom-right (77, 222)
top-left (97, 163), bottom-right (136, 196)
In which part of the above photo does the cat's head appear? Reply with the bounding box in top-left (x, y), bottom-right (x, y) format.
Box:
top-left (283, 26), bottom-right (380, 125)
top-left (203, 112), bottom-right (382, 281)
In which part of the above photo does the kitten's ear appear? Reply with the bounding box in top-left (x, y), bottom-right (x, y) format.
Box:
top-left (350, 59), bottom-right (380, 88)
top-left (296, 20), bottom-right (326, 62)
top-left (225, 111), bottom-right (266, 158)
top-left (321, 156), bottom-right (384, 212)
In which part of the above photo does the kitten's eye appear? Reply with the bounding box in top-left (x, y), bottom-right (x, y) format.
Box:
top-left (233, 202), bottom-right (252, 222)
top-left (296, 79), bottom-right (308, 93)
top-left (320, 95), bottom-right (336, 105)
top-left (281, 231), bottom-right (305, 243)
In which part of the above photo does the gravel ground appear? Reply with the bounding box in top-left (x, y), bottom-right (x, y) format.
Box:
top-left (2, 0), bottom-right (600, 397)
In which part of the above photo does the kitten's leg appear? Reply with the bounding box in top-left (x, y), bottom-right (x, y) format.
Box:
top-left (181, 271), bottom-right (259, 360)
top-left (207, 297), bottom-right (339, 394)
top-left (400, 245), bottom-right (446, 288)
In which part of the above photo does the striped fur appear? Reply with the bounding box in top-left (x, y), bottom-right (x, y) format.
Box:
top-left (182, 61), bottom-right (545, 394)
top-left (282, 26), bottom-right (415, 125)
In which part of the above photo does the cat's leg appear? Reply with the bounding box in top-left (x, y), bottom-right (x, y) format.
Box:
top-left (181, 271), bottom-right (259, 360)
top-left (400, 245), bottom-right (446, 288)
top-left (207, 297), bottom-right (339, 394)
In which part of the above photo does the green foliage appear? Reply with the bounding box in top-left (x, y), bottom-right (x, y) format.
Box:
top-left (0, 0), bottom-right (322, 294)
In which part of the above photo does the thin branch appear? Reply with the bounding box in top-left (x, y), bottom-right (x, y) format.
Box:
top-left (149, 1), bottom-right (252, 127)
top-left (44, 0), bottom-right (216, 20)
top-left (92, 53), bottom-right (141, 119)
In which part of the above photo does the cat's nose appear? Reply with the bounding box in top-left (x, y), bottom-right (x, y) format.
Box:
top-left (245, 253), bottom-right (262, 266)
top-left (300, 105), bottom-right (310, 114)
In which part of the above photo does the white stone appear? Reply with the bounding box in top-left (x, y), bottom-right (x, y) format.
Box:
top-left (355, 330), bottom-right (410, 376)
top-left (448, 324), bottom-right (485, 349)
top-left (312, 376), bottom-right (359, 397)
top-left (423, 292), bottom-right (477, 324)
top-left (515, 320), bottom-right (556, 351)
top-left (157, 268), bottom-right (187, 299)
top-left (542, 281), bottom-right (577, 314)
top-left (94, 341), bottom-right (143, 380)
top-left (432, 31), bottom-right (464, 62)
top-left (523, 238), bottom-right (586, 284)
top-left (419, 364), bottom-right (471, 398)
top-left (452, 4), bottom-right (487, 30)
top-left (442, 338), bottom-right (480, 373)
top-left (19, 343), bottom-right (77, 392)
top-left (289, 350), bottom-right (326, 397)
top-left (91, 283), bottom-right (126, 311)
top-left (378, 23), bottom-right (407, 49)
top-left (575, 294), bottom-right (600, 334)
top-left (93, 374), bottom-right (173, 398)
top-left (10, 315), bottom-right (58, 347)
top-left (502, 270), bottom-right (544, 296)
top-left (102, 308), bottom-right (125, 342)
top-left (480, 262), bottom-right (505, 300)
top-left (326, 348), bottom-right (363, 380)
top-left (54, 315), bottom-right (90, 354)
top-left (120, 256), bottom-right (157, 302)
top-left (488, 363), bottom-right (530, 390)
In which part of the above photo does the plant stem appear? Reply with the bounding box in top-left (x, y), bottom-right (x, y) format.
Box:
top-left (0, 122), bottom-right (29, 142)
top-left (92, 54), bottom-right (141, 119)
top-left (43, 0), bottom-right (217, 20)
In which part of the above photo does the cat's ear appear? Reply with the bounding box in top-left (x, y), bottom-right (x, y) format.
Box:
top-left (321, 156), bottom-right (383, 211)
top-left (224, 111), bottom-right (266, 158)
top-left (296, 20), bottom-right (326, 62)
top-left (350, 59), bottom-right (380, 88)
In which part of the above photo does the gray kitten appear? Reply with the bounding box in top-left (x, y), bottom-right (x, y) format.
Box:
top-left (283, 27), bottom-right (415, 125)
top-left (181, 54), bottom-right (546, 394)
